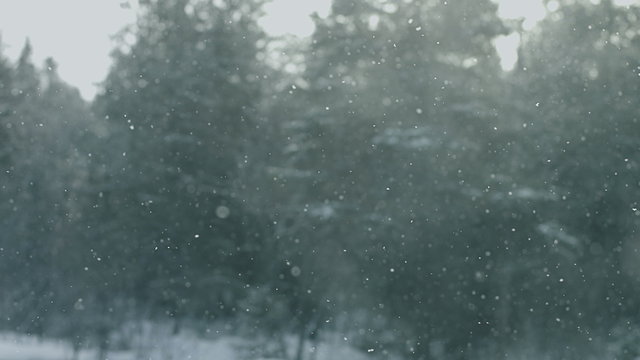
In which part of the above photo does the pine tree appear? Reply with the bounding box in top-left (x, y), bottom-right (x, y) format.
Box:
top-left (94, 0), bottom-right (269, 324)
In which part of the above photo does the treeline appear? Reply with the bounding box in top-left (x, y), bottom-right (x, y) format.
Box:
top-left (1, 0), bottom-right (640, 359)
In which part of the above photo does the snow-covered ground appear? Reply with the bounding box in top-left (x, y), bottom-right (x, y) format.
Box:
top-left (2, 329), bottom-right (637, 360)
top-left (0, 329), bottom-right (371, 360)
top-left (0, 332), bottom-right (70, 360)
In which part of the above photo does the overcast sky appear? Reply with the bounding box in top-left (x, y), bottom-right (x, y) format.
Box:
top-left (0, 1), bottom-right (137, 100)
top-left (0, 0), bottom-right (548, 101)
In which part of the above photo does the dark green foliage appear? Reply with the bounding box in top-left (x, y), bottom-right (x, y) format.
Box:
top-left (2, 0), bottom-right (640, 359)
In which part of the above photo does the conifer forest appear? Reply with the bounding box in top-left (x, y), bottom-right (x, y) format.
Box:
top-left (1, 0), bottom-right (640, 359)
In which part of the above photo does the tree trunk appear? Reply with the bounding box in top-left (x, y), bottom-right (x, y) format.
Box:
top-left (70, 344), bottom-right (80, 360)
top-left (294, 325), bottom-right (306, 360)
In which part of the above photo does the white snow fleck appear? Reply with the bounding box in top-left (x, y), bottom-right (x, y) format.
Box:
top-left (215, 205), bottom-right (230, 219)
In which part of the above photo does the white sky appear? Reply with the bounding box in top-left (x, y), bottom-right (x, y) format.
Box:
top-left (0, 0), bottom-right (547, 100)
top-left (0, 0), bottom-right (137, 100)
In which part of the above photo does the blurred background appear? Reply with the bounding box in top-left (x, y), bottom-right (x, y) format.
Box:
top-left (1, 0), bottom-right (640, 359)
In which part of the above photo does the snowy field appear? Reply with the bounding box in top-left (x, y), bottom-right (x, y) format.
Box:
top-left (0, 329), bottom-right (371, 360)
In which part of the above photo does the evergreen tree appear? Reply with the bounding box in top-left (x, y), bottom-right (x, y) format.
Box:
top-left (94, 0), bottom-right (269, 325)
